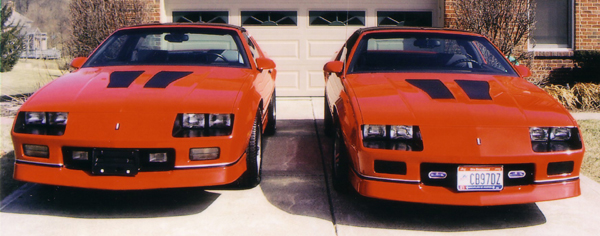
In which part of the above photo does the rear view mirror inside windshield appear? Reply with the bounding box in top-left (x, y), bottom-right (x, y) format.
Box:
top-left (165, 33), bottom-right (189, 43)
top-left (414, 38), bottom-right (441, 49)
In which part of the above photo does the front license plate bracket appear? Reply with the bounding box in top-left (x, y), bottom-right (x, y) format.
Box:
top-left (91, 149), bottom-right (140, 176)
top-left (457, 165), bottom-right (503, 191)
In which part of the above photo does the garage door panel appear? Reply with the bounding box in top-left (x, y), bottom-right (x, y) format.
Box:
top-left (308, 41), bottom-right (345, 59)
top-left (276, 71), bottom-right (300, 89)
top-left (308, 71), bottom-right (326, 88)
top-left (259, 40), bottom-right (299, 59)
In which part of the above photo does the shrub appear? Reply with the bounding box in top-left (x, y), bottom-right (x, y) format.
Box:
top-left (1, 4), bottom-right (25, 72)
top-left (68, 0), bottom-right (152, 57)
top-left (544, 83), bottom-right (600, 111)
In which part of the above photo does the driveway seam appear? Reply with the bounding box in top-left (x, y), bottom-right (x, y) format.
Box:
top-left (311, 99), bottom-right (339, 236)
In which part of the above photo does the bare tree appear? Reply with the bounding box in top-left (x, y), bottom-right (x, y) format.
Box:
top-left (452, 0), bottom-right (536, 59)
top-left (69, 0), bottom-right (152, 57)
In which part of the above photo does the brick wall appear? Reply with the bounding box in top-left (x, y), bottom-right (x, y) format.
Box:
top-left (444, 0), bottom-right (600, 84)
top-left (147, 0), bottom-right (161, 23)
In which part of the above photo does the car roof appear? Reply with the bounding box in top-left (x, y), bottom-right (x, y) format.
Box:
top-left (118, 23), bottom-right (247, 33)
top-left (355, 26), bottom-right (481, 37)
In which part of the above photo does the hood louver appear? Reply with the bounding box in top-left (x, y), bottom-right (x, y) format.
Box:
top-left (406, 79), bottom-right (454, 99)
top-left (455, 80), bottom-right (492, 100)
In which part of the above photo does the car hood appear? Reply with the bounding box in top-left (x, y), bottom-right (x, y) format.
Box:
top-left (22, 66), bottom-right (252, 114)
top-left (348, 72), bottom-right (575, 128)
top-left (347, 73), bottom-right (578, 157)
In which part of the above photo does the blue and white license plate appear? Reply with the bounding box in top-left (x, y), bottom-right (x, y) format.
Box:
top-left (457, 166), bottom-right (503, 191)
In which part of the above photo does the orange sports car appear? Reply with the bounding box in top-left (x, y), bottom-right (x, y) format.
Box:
top-left (323, 27), bottom-right (585, 206)
top-left (12, 23), bottom-right (277, 190)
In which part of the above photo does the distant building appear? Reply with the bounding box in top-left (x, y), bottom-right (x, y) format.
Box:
top-left (5, 2), bottom-right (60, 59)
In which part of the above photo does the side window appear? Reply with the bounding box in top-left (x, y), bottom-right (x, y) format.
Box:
top-left (245, 35), bottom-right (260, 62)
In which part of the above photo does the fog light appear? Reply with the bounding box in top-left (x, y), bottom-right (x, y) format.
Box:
top-left (190, 147), bottom-right (219, 161)
top-left (23, 144), bottom-right (49, 158)
top-left (149, 153), bottom-right (168, 163)
top-left (72, 150), bottom-right (89, 161)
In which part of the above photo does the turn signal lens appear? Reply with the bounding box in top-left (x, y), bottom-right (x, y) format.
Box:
top-left (23, 144), bottom-right (49, 158)
top-left (190, 147), bottom-right (220, 161)
top-left (149, 153), bottom-right (168, 163)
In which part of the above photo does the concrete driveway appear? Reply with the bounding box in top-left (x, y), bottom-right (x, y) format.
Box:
top-left (1, 97), bottom-right (600, 236)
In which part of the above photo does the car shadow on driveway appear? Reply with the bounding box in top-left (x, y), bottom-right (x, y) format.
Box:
top-left (0, 184), bottom-right (220, 218)
top-left (260, 119), bottom-right (547, 232)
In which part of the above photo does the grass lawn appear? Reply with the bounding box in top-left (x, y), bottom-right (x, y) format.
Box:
top-left (579, 120), bottom-right (600, 182)
top-left (1, 59), bottom-right (68, 96)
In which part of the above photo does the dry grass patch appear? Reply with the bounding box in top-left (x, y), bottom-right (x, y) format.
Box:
top-left (579, 120), bottom-right (600, 183)
top-left (544, 83), bottom-right (600, 111)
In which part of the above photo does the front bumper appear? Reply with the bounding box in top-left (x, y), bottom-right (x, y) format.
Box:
top-left (14, 152), bottom-right (247, 190)
top-left (350, 167), bottom-right (580, 206)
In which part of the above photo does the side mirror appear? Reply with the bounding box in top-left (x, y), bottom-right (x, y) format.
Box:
top-left (323, 61), bottom-right (343, 73)
top-left (70, 57), bottom-right (87, 69)
top-left (515, 65), bottom-right (532, 77)
top-left (256, 58), bottom-right (276, 71)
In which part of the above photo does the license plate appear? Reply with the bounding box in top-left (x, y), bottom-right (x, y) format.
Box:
top-left (457, 166), bottom-right (503, 191)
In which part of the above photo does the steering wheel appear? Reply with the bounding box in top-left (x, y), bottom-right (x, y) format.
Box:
top-left (205, 52), bottom-right (230, 62)
top-left (450, 58), bottom-right (482, 68)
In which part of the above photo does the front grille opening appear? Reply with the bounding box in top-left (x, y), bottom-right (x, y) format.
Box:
top-left (547, 161), bottom-right (574, 176)
top-left (374, 160), bottom-right (407, 175)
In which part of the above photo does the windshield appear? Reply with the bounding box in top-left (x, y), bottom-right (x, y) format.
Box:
top-left (84, 28), bottom-right (249, 68)
top-left (348, 32), bottom-right (517, 76)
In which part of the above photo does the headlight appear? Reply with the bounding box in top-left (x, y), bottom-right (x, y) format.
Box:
top-left (529, 127), bottom-right (582, 152)
top-left (173, 113), bottom-right (234, 137)
top-left (362, 124), bottom-right (423, 151)
top-left (14, 112), bottom-right (68, 136)
top-left (183, 113), bottom-right (205, 128)
top-left (390, 125), bottom-right (413, 139)
top-left (363, 124), bottom-right (386, 139)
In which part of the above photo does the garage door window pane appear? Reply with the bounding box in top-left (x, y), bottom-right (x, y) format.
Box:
top-left (173, 11), bottom-right (229, 24)
top-left (242, 11), bottom-right (297, 26)
top-left (309, 11), bottom-right (365, 26)
top-left (377, 11), bottom-right (432, 27)
top-left (532, 0), bottom-right (572, 49)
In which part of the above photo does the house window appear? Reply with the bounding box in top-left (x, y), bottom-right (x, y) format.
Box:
top-left (309, 11), bottom-right (365, 26)
top-left (173, 11), bottom-right (229, 24)
top-left (531, 0), bottom-right (573, 50)
top-left (241, 11), bottom-right (297, 26)
top-left (377, 11), bottom-right (432, 27)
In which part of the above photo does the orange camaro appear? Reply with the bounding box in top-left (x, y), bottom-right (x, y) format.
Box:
top-left (12, 23), bottom-right (277, 190)
top-left (323, 27), bottom-right (585, 206)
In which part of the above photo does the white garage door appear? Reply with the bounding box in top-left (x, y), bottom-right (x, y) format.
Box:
top-left (163, 0), bottom-right (442, 96)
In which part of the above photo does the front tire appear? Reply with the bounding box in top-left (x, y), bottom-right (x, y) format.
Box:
top-left (239, 110), bottom-right (263, 188)
top-left (332, 123), bottom-right (351, 192)
top-left (264, 90), bottom-right (276, 135)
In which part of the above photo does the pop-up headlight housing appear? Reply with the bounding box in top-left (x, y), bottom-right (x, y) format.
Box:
top-left (362, 124), bottom-right (423, 151)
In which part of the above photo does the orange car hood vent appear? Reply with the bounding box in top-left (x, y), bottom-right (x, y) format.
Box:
top-left (107, 71), bottom-right (144, 88)
top-left (406, 79), bottom-right (454, 99)
top-left (455, 80), bottom-right (492, 100)
top-left (144, 71), bottom-right (193, 88)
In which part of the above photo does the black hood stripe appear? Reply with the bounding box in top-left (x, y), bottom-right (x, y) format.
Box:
top-left (455, 80), bottom-right (492, 100)
top-left (144, 71), bottom-right (193, 88)
top-left (107, 71), bottom-right (144, 88)
top-left (406, 79), bottom-right (454, 99)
